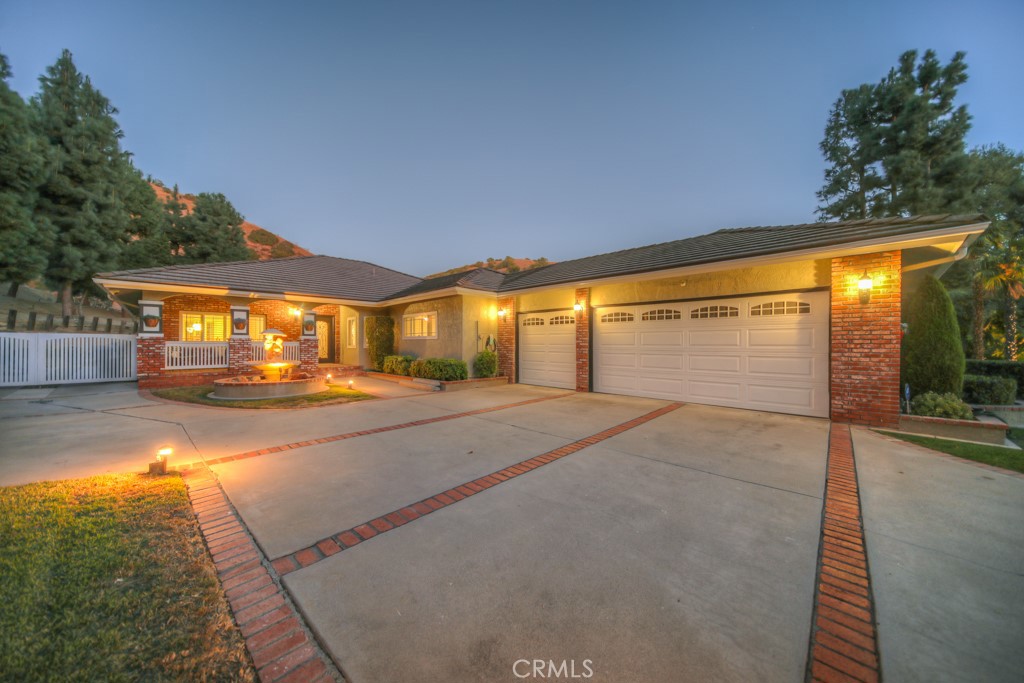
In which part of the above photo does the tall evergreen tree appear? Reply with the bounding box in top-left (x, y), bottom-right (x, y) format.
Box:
top-left (0, 52), bottom-right (52, 294)
top-left (177, 192), bottom-right (252, 264)
top-left (118, 164), bottom-right (172, 270)
top-left (817, 50), bottom-right (972, 220)
top-left (32, 50), bottom-right (128, 315)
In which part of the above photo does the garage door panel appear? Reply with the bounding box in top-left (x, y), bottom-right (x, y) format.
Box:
top-left (594, 291), bottom-right (829, 417)
top-left (518, 310), bottom-right (576, 390)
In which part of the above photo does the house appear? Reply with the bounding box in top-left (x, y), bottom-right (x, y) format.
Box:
top-left (94, 213), bottom-right (988, 427)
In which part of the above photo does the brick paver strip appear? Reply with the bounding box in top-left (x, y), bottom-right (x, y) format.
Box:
top-left (182, 391), bottom-right (574, 470)
top-left (179, 468), bottom-right (339, 683)
top-left (806, 425), bottom-right (881, 683)
top-left (272, 402), bottom-right (684, 575)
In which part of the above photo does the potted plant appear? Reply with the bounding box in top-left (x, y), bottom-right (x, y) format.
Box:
top-left (233, 317), bottom-right (247, 331)
top-left (303, 320), bottom-right (315, 333)
top-left (142, 314), bottom-right (160, 329)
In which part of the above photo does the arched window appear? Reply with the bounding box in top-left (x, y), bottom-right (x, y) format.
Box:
top-left (641, 308), bottom-right (682, 321)
top-left (600, 312), bottom-right (635, 323)
top-left (690, 305), bottom-right (739, 319)
top-left (750, 301), bottom-right (810, 317)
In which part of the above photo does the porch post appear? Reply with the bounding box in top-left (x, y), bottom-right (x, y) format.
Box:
top-left (137, 300), bottom-right (165, 388)
top-left (300, 311), bottom-right (319, 373)
top-left (229, 305), bottom-right (252, 375)
top-left (497, 296), bottom-right (516, 382)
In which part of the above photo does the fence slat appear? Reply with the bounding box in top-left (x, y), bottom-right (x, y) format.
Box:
top-left (0, 333), bottom-right (137, 387)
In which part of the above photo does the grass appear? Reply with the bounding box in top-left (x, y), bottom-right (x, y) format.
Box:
top-left (878, 428), bottom-right (1024, 474)
top-left (0, 473), bottom-right (255, 682)
top-left (152, 383), bottom-right (374, 409)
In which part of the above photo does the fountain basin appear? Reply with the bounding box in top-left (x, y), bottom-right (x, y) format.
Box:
top-left (245, 359), bottom-right (300, 382)
top-left (210, 374), bottom-right (327, 400)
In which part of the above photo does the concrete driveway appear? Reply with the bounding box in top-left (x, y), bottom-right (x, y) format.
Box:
top-left (2, 381), bottom-right (1022, 682)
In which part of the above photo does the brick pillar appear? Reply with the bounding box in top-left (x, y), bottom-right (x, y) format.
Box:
top-left (228, 337), bottom-right (253, 375)
top-left (575, 287), bottom-right (591, 392)
top-left (830, 251), bottom-right (902, 427)
top-left (299, 338), bottom-right (319, 374)
top-left (497, 296), bottom-right (516, 381)
top-left (136, 335), bottom-right (166, 389)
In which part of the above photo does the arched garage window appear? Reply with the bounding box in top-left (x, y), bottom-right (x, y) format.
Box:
top-left (690, 305), bottom-right (739, 319)
top-left (641, 308), bottom-right (682, 321)
top-left (549, 315), bottom-right (575, 325)
top-left (522, 317), bottom-right (545, 326)
top-left (600, 312), bottom-right (634, 323)
top-left (750, 301), bottom-right (810, 316)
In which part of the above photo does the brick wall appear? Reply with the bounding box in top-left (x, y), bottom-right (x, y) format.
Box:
top-left (162, 295), bottom-right (232, 340)
top-left (299, 338), bottom-right (319, 374)
top-left (575, 288), bottom-right (590, 392)
top-left (250, 300), bottom-right (303, 340)
top-left (137, 336), bottom-right (166, 386)
top-left (497, 297), bottom-right (516, 381)
top-left (228, 337), bottom-right (253, 375)
top-left (830, 251), bottom-right (902, 427)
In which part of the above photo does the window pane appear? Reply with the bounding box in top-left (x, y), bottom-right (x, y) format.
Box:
top-left (249, 315), bottom-right (267, 340)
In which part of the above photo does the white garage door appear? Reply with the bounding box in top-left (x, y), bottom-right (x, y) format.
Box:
top-left (594, 292), bottom-right (829, 417)
top-left (518, 310), bottom-right (576, 389)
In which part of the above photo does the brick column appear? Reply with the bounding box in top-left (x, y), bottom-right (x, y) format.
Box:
top-left (575, 287), bottom-right (591, 392)
top-left (497, 297), bottom-right (516, 381)
top-left (137, 335), bottom-right (166, 388)
top-left (229, 305), bottom-right (251, 375)
top-left (830, 251), bottom-right (902, 427)
top-left (299, 338), bottom-right (319, 374)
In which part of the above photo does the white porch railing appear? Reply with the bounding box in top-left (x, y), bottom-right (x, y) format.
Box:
top-left (0, 333), bottom-right (136, 387)
top-left (249, 340), bottom-right (300, 362)
top-left (164, 341), bottom-right (228, 369)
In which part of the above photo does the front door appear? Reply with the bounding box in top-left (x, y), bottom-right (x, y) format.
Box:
top-left (315, 315), bottom-right (336, 363)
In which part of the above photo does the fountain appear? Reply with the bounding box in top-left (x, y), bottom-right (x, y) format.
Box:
top-left (210, 329), bottom-right (327, 400)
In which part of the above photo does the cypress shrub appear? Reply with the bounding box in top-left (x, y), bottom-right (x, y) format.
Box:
top-left (364, 316), bottom-right (395, 371)
top-left (902, 275), bottom-right (965, 395)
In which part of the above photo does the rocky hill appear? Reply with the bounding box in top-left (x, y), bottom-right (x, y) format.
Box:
top-left (427, 256), bottom-right (551, 279)
top-left (150, 183), bottom-right (313, 260)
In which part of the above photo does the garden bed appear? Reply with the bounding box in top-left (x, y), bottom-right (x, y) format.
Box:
top-left (365, 371), bottom-right (510, 392)
top-left (897, 414), bottom-right (1009, 445)
top-left (151, 384), bottom-right (374, 409)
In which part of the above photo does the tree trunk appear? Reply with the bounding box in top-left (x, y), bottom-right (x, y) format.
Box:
top-left (1006, 294), bottom-right (1019, 362)
top-left (7, 282), bottom-right (19, 298)
top-left (972, 277), bottom-right (985, 359)
top-left (60, 282), bottom-right (74, 318)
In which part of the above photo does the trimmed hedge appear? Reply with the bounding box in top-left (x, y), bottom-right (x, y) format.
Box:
top-left (382, 355), bottom-right (415, 376)
top-left (961, 374), bottom-right (1017, 405)
top-left (473, 350), bottom-right (498, 378)
top-left (364, 316), bottom-right (395, 371)
top-left (910, 392), bottom-right (974, 420)
top-left (408, 358), bottom-right (468, 381)
top-left (964, 360), bottom-right (1024, 399)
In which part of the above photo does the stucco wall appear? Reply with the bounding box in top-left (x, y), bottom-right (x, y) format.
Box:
top-left (461, 294), bottom-right (499, 375)
top-left (515, 260), bottom-right (827, 312)
top-left (390, 296), bottom-right (463, 360)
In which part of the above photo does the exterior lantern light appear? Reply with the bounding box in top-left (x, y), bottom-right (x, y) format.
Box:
top-left (498, 308), bottom-right (507, 318)
top-left (574, 302), bottom-right (584, 312)
top-left (858, 271), bottom-right (873, 304)
top-left (289, 306), bottom-right (303, 317)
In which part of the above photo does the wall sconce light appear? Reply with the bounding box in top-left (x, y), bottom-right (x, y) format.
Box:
top-left (858, 271), bottom-right (873, 304)
top-left (574, 302), bottom-right (584, 312)
top-left (498, 308), bottom-right (507, 318)
top-left (150, 446), bottom-right (172, 475)
top-left (289, 306), bottom-right (303, 317)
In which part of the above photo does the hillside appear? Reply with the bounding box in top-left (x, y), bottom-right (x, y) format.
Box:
top-left (427, 256), bottom-right (551, 279)
top-left (150, 183), bottom-right (313, 260)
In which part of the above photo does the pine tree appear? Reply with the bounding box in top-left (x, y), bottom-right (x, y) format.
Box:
top-left (0, 52), bottom-right (52, 294)
top-left (178, 193), bottom-right (252, 263)
top-left (33, 50), bottom-right (128, 315)
top-left (118, 164), bottom-right (172, 269)
top-left (817, 50), bottom-right (972, 220)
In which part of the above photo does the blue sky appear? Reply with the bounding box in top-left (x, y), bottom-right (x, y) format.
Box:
top-left (3, 0), bottom-right (1022, 276)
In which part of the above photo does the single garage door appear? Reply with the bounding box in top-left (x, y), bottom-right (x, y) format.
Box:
top-left (594, 292), bottom-right (829, 417)
top-left (518, 310), bottom-right (576, 389)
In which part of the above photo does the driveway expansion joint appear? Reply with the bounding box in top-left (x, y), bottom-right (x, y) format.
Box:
top-left (270, 402), bottom-right (684, 576)
top-left (805, 424), bottom-right (882, 683)
top-left (180, 467), bottom-right (343, 683)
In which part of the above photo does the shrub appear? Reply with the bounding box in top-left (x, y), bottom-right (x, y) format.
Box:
top-left (248, 228), bottom-right (279, 246)
top-left (382, 355), bottom-right (415, 376)
top-left (961, 374), bottom-right (1017, 405)
top-left (270, 240), bottom-right (295, 258)
top-left (902, 275), bottom-right (965, 395)
top-left (364, 316), bottom-right (395, 371)
top-left (409, 358), bottom-right (468, 381)
top-left (473, 350), bottom-right (498, 378)
top-left (964, 360), bottom-right (1024, 399)
top-left (910, 392), bottom-right (974, 420)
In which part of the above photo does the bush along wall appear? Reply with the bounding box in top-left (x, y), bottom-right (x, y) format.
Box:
top-left (473, 350), bottom-right (498, 378)
top-left (962, 374), bottom-right (1018, 405)
top-left (964, 360), bottom-right (1024, 399)
top-left (902, 275), bottom-right (965, 395)
top-left (365, 316), bottom-right (395, 371)
top-left (408, 358), bottom-right (468, 381)
top-left (910, 392), bottom-right (974, 420)
top-left (382, 355), bottom-right (415, 376)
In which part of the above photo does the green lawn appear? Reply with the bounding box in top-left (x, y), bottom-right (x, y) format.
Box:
top-left (0, 473), bottom-right (255, 682)
top-left (879, 428), bottom-right (1024, 474)
top-left (152, 383), bottom-right (374, 409)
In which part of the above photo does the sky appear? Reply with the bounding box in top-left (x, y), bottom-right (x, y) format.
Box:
top-left (3, 0), bottom-right (1023, 276)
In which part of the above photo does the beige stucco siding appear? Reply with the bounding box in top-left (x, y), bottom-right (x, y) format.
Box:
top-left (517, 288), bottom-right (575, 312)
top-left (390, 296), bottom-right (463, 360)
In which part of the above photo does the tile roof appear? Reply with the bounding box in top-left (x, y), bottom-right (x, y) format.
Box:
top-left (97, 255), bottom-right (421, 302)
top-left (497, 213), bottom-right (987, 291)
top-left (97, 214), bottom-right (986, 302)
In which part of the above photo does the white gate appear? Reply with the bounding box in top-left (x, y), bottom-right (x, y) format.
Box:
top-left (0, 333), bottom-right (137, 387)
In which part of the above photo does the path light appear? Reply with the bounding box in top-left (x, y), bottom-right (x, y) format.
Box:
top-left (348, 379), bottom-right (354, 389)
top-left (150, 446), bottom-right (172, 475)
top-left (858, 271), bottom-right (873, 304)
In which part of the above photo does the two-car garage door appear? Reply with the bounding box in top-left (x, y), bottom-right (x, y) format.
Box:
top-left (519, 292), bottom-right (829, 417)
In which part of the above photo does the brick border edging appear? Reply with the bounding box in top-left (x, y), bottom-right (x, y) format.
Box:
top-left (805, 424), bottom-right (881, 683)
top-left (271, 402), bottom-right (685, 576)
top-left (181, 468), bottom-right (342, 683)
top-left (178, 392), bottom-right (574, 470)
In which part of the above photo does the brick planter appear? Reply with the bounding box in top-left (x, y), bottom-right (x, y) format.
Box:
top-left (896, 415), bottom-right (1009, 445)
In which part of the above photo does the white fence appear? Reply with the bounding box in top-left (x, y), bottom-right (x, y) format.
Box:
top-left (164, 341), bottom-right (229, 369)
top-left (0, 333), bottom-right (136, 387)
top-left (250, 341), bottom-right (301, 363)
